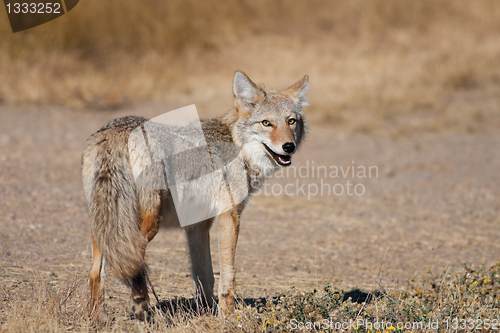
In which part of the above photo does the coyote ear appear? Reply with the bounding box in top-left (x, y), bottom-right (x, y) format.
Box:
top-left (285, 75), bottom-right (309, 107)
top-left (233, 70), bottom-right (266, 106)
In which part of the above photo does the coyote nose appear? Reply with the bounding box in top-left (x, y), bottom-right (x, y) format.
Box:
top-left (282, 142), bottom-right (296, 154)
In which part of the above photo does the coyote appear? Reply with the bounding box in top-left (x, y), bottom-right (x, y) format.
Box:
top-left (82, 70), bottom-right (309, 320)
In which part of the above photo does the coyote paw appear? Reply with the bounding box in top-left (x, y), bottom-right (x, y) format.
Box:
top-left (218, 293), bottom-right (235, 317)
top-left (89, 299), bottom-right (107, 323)
top-left (131, 296), bottom-right (149, 321)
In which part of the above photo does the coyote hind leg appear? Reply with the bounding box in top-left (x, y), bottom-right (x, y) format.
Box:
top-left (89, 236), bottom-right (106, 321)
top-left (130, 270), bottom-right (150, 321)
top-left (129, 213), bottom-right (160, 321)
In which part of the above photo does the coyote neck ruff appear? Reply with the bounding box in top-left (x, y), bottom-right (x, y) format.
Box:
top-left (83, 70), bottom-right (309, 321)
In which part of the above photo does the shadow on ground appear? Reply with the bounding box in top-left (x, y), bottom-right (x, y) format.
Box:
top-left (150, 288), bottom-right (383, 318)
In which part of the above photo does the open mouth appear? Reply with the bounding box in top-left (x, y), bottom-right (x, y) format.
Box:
top-left (263, 143), bottom-right (292, 166)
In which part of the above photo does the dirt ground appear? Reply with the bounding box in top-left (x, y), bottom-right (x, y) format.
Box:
top-left (0, 103), bottom-right (499, 325)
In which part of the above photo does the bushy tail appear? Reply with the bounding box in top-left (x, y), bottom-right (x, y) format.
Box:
top-left (83, 133), bottom-right (148, 287)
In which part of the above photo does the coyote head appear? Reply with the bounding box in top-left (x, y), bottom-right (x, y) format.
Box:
top-left (226, 70), bottom-right (309, 175)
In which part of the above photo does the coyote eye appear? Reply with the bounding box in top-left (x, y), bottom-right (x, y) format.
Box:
top-left (288, 118), bottom-right (296, 125)
top-left (261, 120), bottom-right (272, 127)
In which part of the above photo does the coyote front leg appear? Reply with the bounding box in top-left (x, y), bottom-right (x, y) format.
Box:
top-left (217, 209), bottom-right (240, 316)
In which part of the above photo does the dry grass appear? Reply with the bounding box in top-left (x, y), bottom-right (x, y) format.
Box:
top-left (262, 263), bottom-right (500, 332)
top-left (2, 263), bottom-right (499, 332)
top-left (2, 0), bottom-right (500, 135)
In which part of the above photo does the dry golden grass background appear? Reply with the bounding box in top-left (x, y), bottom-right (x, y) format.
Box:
top-left (1, 0), bottom-right (500, 136)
